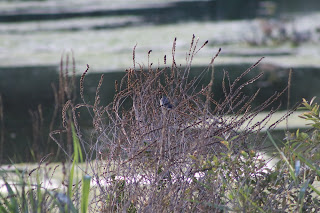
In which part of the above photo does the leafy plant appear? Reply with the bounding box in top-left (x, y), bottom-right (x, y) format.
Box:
top-left (0, 123), bottom-right (90, 213)
top-left (265, 97), bottom-right (320, 212)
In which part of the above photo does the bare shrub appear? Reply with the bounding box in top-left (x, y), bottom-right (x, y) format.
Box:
top-left (52, 36), bottom-right (295, 212)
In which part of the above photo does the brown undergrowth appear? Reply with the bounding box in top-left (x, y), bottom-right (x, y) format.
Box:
top-left (50, 35), bottom-right (296, 212)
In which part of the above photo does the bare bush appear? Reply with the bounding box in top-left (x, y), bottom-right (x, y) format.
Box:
top-left (51, 35), bottom-right (295, 212)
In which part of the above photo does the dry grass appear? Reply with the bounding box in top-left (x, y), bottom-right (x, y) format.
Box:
top-left (47, 35), bottom-right (303, 212)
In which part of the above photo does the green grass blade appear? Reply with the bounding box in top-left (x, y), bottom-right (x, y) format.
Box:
top-left (4, 182), bottom-right (19, 213)
top-left (81, 175), bottom-right (91, 213)
top-left (309, 184), bottom-right (320, 196)
top-left (36, 172), bottom-right (42, 213)
top-left (267, 131), bottom-right (296, 180)
top-left (0, 188), bottom-right (11, 213)
top-left (68, 160), bottom-right (76, 201)
top-left (67, 122), bottom-right (84, 210)
top-left (71, 122), bottom-right (83, 163)
top-left (0, 203), bottom-right (9, 213)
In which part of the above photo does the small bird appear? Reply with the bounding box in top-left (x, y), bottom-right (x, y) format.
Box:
top-left (160, 95), bottom-right (173, 109)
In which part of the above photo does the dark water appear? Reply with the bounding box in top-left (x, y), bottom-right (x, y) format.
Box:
top-left (1, 64), bottom-right (319, 162)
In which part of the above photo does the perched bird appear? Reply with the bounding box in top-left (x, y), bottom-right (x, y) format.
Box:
top-left (160, 95), bottom-right (173, 109)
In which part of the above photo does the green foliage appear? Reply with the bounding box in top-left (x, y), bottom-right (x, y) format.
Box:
top-left (0, 123), bottom-right (90, 212)
top-left (67, 122), bottom-right (83, 209)
top-left (66, 122), bottom-right (90, 213)
top-left (266, 97), bottom-right (320, 212)
top-left (0, 167), bottom-right (61, 213)
top-left (186, 140), bottom-right (271, 212)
